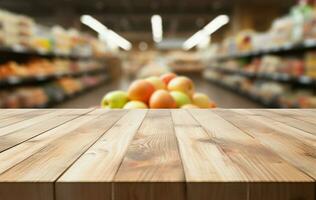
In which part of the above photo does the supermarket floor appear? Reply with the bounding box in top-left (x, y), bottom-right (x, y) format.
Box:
top-left (56, 74), bottom-right (262, 108)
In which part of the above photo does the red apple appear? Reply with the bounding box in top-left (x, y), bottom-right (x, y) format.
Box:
top-left (128, 80), bottom-right (155, 103)
top-left (149, 90), bottom-right (176, 109)
top-left (209, 102), bottom-right (217, 108)
top-left (160, 73), bottom-right (177, 85)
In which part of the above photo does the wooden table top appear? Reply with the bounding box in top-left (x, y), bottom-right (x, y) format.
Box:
top-left (0, 109), bottom-right (315, 200)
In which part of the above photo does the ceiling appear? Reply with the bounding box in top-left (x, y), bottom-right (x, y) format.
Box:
top-left (0, 0), bottom-right (295, 41)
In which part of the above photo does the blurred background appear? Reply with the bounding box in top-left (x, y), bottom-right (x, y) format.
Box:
top-left (1, 0), bottom-right (316, 108)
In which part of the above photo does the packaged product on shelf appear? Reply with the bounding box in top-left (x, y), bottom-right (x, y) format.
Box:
top-left (0, 59), bottom-right (105, 81)
top-left (0, 74), bottom-right (107, 108)
top-left (305, 51), bottom-right (316, 77)
top-left (235, 31), bottom-right (254, 53)
top-left (211, 1), bottom-right (316, 58)
top-left (31, 25), bottom-right (53, 53)
top-left (0, 9), bottom-right (113, 57)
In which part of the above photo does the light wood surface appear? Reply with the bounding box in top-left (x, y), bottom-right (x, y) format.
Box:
top-left (0, 109), bottom-right (315, 200)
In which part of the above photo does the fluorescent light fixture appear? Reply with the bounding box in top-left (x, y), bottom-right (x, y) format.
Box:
top-left (151, 15), bottom-right (163, 43)
top-left (80, 15), bottom-right (108, 33)
top-left (107, 30), bottom-right (132, 51)
top-left (183, 31), bottom-right (206, 50)
top-left (81, 15), bottom-right (132, 50)
top-left (203, 15), bottom-right (229, 35)
top-left (183, 15), bottom-right (229, 50)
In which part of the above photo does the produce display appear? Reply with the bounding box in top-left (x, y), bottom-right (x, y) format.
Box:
top-left (0, 59), bottom-right (105, 81)
top-left (0, 9), bottom-right (109, 57)
top-left (101, 73), bottom-right (216, 109)
top-left (0, 74), bottom-right (108, 108)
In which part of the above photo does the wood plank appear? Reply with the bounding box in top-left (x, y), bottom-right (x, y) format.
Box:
top-left (248, 182), bottom-right (315, 200)
top-left (271, 109), bottom-right (316, 125)
top-left (114, 110), bottom-right (185, 200)
top-left (216, 109), bottom-right (316, 179)
top-left (171, 109), bottom-right (247, 200)
top-left (0, 109), bottom-right (57, 135)
top-left (0, 109), bottom-right (127, 200)
top-left (0, 109), bottom-right (34, 120)
top-left (0, 109), bottom-right (92, 152)
top-left (56, 109), bottom-right (147, 200)
top-left (244, 109), bottom-right (316, 136)
top-left (0, 182), bottom-right (54, 200)
top-left (0, 110), bottom-right (104, 175)
top-left (190, 109), bottom-right (314, 200)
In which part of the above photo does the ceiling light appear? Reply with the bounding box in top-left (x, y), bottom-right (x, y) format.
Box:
top-left (183, 15), bottom-right (229, 50)
top-left (80, 15), bottom-right (108, 33)
top-left (203, 15), bottom-right (229, 35)
top-left (81, 15), bottom-right (132, 51)
top-left (183, 31), bottom-right (205, 50)
top-left (151, 15), bottom-right (163, 43)
top-left (107, 30), bottom-right (132, 51)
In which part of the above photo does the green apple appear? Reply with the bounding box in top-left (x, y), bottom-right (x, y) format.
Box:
top-left (101, 90), bottom-right (128, 108)
top-left (145, 76), bottom-right (166, 90)
top-left (170, 91), bottom-right (191, 108)
top-left (123, 101), bottom-right (148, 109)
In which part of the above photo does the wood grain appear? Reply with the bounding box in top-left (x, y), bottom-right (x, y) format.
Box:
top-left (56, 109), bottom-right (147, 200)
top-left (271, 109), bottom-right (316, 125)
top-left (0, 109), bottom-right (92, 152)
top-left (0, 109), bottom-right (126, 200)
top-left (190, 109), bottom-right (314, 200)
top-left (114, 109), bottom-right (185, 200)
top-left (0, 109), bottom-right (34, 120)
top-left (216, 109), bottom-right (316, 179)
top-left (244, 109), bottom-right (316, 136)
top-left (0, 109), bottom-right (53, 128)
top-left (172, 109), bottom-right (247, 200)
top-left (0, 109), bottom-right (315, 200)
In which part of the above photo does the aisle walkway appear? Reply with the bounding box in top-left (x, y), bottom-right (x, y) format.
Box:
top-left (57, 75), bottom-right (261, 108)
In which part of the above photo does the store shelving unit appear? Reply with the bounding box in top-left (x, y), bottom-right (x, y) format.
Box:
top-left (0, 47), bottom-right (112, 108)
top-left (205, 77), bottom-right (284, 108)
top-left (207, 67), bottom-right (316, 85)
top-left (0, 46), bottom-right (106, 64)
top-left (0, 68), bottom-right (108, 87)
top-left (213, 40), bottom-right (316, 61)
top-left (204, 39), bottom-right (316, 108)
top-left (39, 75), bottom-right (110, 108)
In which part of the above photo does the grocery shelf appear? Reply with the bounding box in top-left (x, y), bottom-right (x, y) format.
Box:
top-left (37, 76), bottom-right (110, 108)
top-left (206, 67), bottom-right (316, 85)
top-left (205, 77), bottom-right (284, 108)
top-left (0, 46), bottom-right (102, 61)
top-left (0, 68), bottom-right (108, 87)
top-left (213, 40), bottom-right (316, 61)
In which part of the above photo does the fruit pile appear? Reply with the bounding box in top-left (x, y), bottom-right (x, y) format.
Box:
top-left (101, 73), bottom-right (216, 109)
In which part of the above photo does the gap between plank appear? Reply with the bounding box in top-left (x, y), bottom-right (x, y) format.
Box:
top-left (0, 109), bottom-right (95, 154)
top-left (245, 110), bottom-right (316, 137)
top-left (216, 110), bottom-right (316, 182)
top-left (111, 109), bottom-right (148, 200)
top-left (53, 109), bottom-right (130, 200)
top-left (0, 109), bottom-right (97, 177)
top-left (170, 109), bottom-right (188, 200)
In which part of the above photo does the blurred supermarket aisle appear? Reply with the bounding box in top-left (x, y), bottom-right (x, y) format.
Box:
top-left (57, 75), bottom-right (261, 108)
